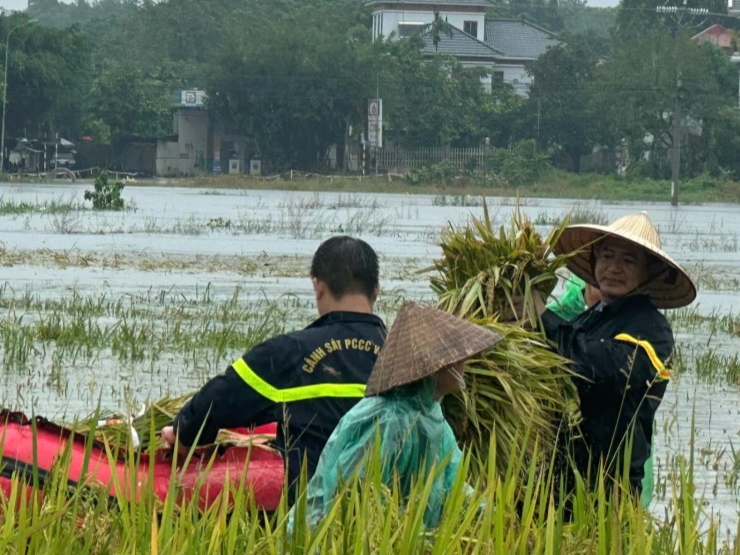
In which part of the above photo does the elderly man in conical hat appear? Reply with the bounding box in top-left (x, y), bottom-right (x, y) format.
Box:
top-left (288, 301), bottom-right (502, 531)
top-left (539, 212), bottom-right (696, 500)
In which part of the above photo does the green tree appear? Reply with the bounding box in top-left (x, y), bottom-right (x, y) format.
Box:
top-left (1, 14), bottom-right (90, 140)
top-left (488, 0), bottom-right (564, 32)
top-left (85, 60), bottom-right (179, 144)
top-left (525, 33), bottom-right (606, 172)
top-left (561, 1), bottom-right (616, 38)
top-left (208, 0), bottom-right (380, 170)
top-left (592, 28), bottom-right (732, 178)
top-left (28, 0), bottom-right (138, 29)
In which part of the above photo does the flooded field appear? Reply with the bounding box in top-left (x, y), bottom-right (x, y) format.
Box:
top-left (1, 181), bottom-right (738, 529)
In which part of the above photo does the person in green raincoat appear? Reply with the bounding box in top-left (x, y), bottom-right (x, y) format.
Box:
top-left (288, 301), bottom-right (502, 530)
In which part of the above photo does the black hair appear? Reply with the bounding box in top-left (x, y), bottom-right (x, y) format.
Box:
top-left (310, 236), bottom-right (379, 300)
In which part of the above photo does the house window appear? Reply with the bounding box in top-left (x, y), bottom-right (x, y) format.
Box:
top-left (398, 22), bottom-right (424, 38)
top-left (463, 21), bottom-right (478, 38)
top-left (493, 71), bottom-right (505, 85)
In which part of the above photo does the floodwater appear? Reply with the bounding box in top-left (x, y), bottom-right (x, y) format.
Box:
top-left (0, 181), bottom-right (739, 528)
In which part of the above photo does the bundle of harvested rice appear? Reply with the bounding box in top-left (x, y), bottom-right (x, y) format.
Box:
top-left (70, 395), bottom-right (277, 453)
top-left (432, 204), bottom-right (579, 479)
top-left (70, 394), bottom-right (192, 450)
top-left (431, 204), bottom-right (570, 325)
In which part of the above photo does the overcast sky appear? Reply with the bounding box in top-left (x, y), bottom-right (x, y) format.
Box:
top-left (1, 0), bottom-right (621, 14)
top-left (0, 0), bottom-right (29, 11)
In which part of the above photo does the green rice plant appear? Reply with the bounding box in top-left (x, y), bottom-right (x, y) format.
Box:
top-left (535, 203), bottom-right (608, 227)
top-left (669, 306), bottom-right (738, 336)
top-left (569, 202), bottom-right (609, 225)
top-left (0, 315), bottom-right (36, 368)
top-left (0, 288), bottom-right (294, 369)
top-left (432, 194), bottom-right (484, 207)
top-left (0, 196), bottom-right (81, 215)
top-left (1, 415), bottom-right (737, 554)
top-left (693, 349), bottom-right (740, 384)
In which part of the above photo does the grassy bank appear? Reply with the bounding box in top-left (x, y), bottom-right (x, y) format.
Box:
top-left (3, 171), bottom-right (739, 204)
top-left (170, 171), bottom-right (740, 204)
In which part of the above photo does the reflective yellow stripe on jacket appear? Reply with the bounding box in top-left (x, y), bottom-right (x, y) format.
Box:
top-left (613, 333), bottom-right (671, 380)
top-left (231, 358), bottom-right (366, 403)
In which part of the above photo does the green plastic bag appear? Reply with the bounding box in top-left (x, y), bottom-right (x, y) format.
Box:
top-left (546, 275), bottom-right (588, 321)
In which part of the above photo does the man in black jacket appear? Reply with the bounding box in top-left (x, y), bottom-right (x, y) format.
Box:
top-left (542, 212), bottom-right (696, 498)
top-left (161, 236), bottom-right (386, 503)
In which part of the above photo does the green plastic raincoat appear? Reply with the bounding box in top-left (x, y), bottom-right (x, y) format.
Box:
top-left (547, 275), bottom-right (655, 507)
top-left (289, 376), bottom-right (467, 530)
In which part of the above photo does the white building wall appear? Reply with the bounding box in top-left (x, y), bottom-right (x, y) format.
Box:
top-left (177, 110), bottom-right (208, 158)
top-left (373, 10), bottom-right (485, 41)
top-left (156, 141), bottom-right (184, 176)
top-left (493, 65), bottom-right (532, 97)
top-left (156, 109), bottom-right (209, 176)
top-left (455, 62), bottom-right (532, 96)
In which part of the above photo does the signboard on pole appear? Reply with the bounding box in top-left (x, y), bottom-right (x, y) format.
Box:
top-left (367, 99), bottom-right (382, 148)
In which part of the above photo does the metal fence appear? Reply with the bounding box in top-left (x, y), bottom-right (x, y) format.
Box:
top-left (375, 145), bottom-right (487, 171)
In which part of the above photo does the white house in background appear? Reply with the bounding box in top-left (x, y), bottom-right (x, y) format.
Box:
top-left (156, 90), bottom-right (209, 176)
top-left (368, 0), bottom-right (559, 96)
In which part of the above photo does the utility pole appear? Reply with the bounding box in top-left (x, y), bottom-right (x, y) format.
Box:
top-left (1, 19), bottom-right (37, 173)
top-left (375, 72), bottom-right (379, 176)
top-left (671, 71), bottom-right (682, 207)
top-left (656, 1), bottom-right (708, 208)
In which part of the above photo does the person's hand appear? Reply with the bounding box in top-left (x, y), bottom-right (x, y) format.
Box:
top-left (161, 425), bottom-right (176, 449)
top-left (506, 290), bottom-right (546, 324)
top-left (161, 425), bottom-right (192, 456)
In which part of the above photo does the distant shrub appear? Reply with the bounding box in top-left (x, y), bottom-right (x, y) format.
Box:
top-left (683, 173), bottom-right (723, 193)
top-left (469, 172), bottom-right (509, 189)
top-left (84, 172), bottom-right (124, 210)
top-left (624, 158), bottom-right (652, 181)
top-left (488, 140), bottom-right (551, 186)
top-left (407, 159), bottom-right (458, 186)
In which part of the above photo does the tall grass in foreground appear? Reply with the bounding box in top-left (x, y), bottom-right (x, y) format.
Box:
top-left (2, 419), bottom-right (737, 554)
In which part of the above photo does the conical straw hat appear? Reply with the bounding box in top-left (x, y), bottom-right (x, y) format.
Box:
top-left (365, 301), bottom-right (503, 396)
top-left (555, 212), bottom-right (696, 309)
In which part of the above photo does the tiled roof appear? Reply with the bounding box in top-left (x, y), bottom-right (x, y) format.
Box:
top-left (421, 25), bottom-right (502, 58)
top-left (484, 19), bottom-right (559, 59)
top-left (368, 0), bottom-right (491, 6)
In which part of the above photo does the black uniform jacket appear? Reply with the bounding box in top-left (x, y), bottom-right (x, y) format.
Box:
top-left (542, 294), bottom-right (674, 490)
top-left (173, 311), bottom-right (387, 502)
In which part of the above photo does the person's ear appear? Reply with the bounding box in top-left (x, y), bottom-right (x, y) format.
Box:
top-left (371, 285), bottom-right (380, 303)
top-left (313, 278), bottom-right (325, 301)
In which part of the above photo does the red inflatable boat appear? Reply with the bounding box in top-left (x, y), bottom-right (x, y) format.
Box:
top-left (0, 411), bottom-right (284, 512)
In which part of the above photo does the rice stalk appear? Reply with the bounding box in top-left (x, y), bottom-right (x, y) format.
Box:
top-left (432, 204), bottom-right (579, 484)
